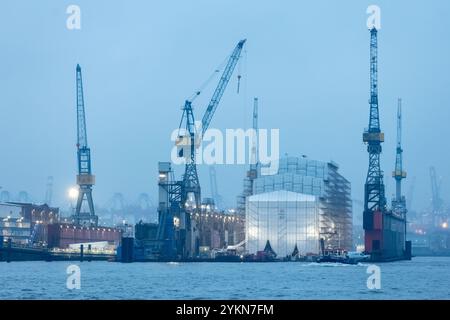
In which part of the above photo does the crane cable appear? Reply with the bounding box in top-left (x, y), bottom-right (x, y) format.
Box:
top-left (179, 53), bottom-right (231, 139)
top-left (188, 55), bottom-right (229, 102)
top-left (237, 56), bottom-right (242, 94)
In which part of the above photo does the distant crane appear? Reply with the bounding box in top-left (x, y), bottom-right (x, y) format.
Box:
top-left (406, 176), bottom-right (416, 212)
top-left (17, 191), bottom-right (30, 203)
top-left (137, 193), bottom-right (152, 210)
top-left (209, 166), bottom-right (223, 209)
top-left (110, 193), bottom-right (125, 212)
top-left (430, 166), bottom-right (444, 229)
top-left (430, 166), bottom-right (443, 213)
top-left (45, 176), bottom-right (53, 205)
top-left (73, 64), bottom-right (98, 226)
top-left (392, 98), bottom-right (407, 214)
top-left (0, 190), bottom-right (10, 202)
top-left (248, 97), bottom-right (259, 181)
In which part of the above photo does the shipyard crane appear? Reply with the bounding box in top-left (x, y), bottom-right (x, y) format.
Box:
top-left (363, 27), bottom-right (386, 225)
top-left (362, 28), bottom-right (409, 261)
top-left (168, 39), bottom-right (245, 257)
top-left (176, 39), bottom-right (246, 212)
top-left (73, 64), bottom-right (98, 226)
top-left (392, 98), bottom-right (406, 214)
top-left (363, 28), bottom-right (386, 216)
top-left (430, 166), bottom-right (443, 214)
top-left (430, 166), bottom-right (444, 228)
top-left (209, 166), bottom-right (223, 209)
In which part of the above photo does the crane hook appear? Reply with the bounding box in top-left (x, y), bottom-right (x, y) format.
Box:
top-left (237, 75), bottom-right (241, 94)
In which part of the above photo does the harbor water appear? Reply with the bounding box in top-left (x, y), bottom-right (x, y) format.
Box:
top-left (1, 257), bottom-right (449, 299)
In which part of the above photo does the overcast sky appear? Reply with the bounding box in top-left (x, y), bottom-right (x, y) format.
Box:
top-left (1, 0), bottom-right (449, 214)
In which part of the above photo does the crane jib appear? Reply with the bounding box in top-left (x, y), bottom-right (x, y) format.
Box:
top-left (76, 64), bottom-right (88, 149)
top-left (200, 39), bottom-right (246, 138)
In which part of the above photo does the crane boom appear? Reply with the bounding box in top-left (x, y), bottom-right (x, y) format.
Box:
top-left (76, 64), bottom-right (88, 149)
top-left (76, 65), bottom-right (92, 176)
top-left (201, 39), bottom-right (246, 137)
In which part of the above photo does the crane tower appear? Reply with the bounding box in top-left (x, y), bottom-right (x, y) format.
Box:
top-left (73, 64), bottom-right (98, 226)
top-left (362, 28), bottom-right (410, 261)
top-left (363, 27), bottom-right (386, 224)
top-left (392, 98), bottom-right (407, 214)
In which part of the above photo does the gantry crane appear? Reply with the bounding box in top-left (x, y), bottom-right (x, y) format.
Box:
top-left (73, 64), bottom-right (98, 226)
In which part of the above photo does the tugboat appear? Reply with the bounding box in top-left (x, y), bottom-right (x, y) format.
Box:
top-left (214, 248), bottom-right (243, 262)
top-left (213, 240), bottom-right (246, 262)
top-left (316, 239), bottom-right (369, 265)
top-left (317, 250), bottom-right (369, 265)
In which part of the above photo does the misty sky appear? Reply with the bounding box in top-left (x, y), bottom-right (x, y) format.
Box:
top-left (1, 0), bottom-right (449, 214)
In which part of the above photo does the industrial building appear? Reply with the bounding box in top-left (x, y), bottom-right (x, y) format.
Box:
top-left (47, 224), bottom-right (121, 249)
top-left (130, 205), bottom-right (244, 261)
top-left (245, 157), bottom-right (352, 258)
top-left (194, 202), bottom-right (245, 254)
top-left (0, 202), bottom-right (59, 245)
top-left (0, 217), bottom-right (30, 245)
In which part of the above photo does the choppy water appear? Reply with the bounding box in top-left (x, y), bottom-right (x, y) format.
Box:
top-left (1, 257), bottom-right (449, 299)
